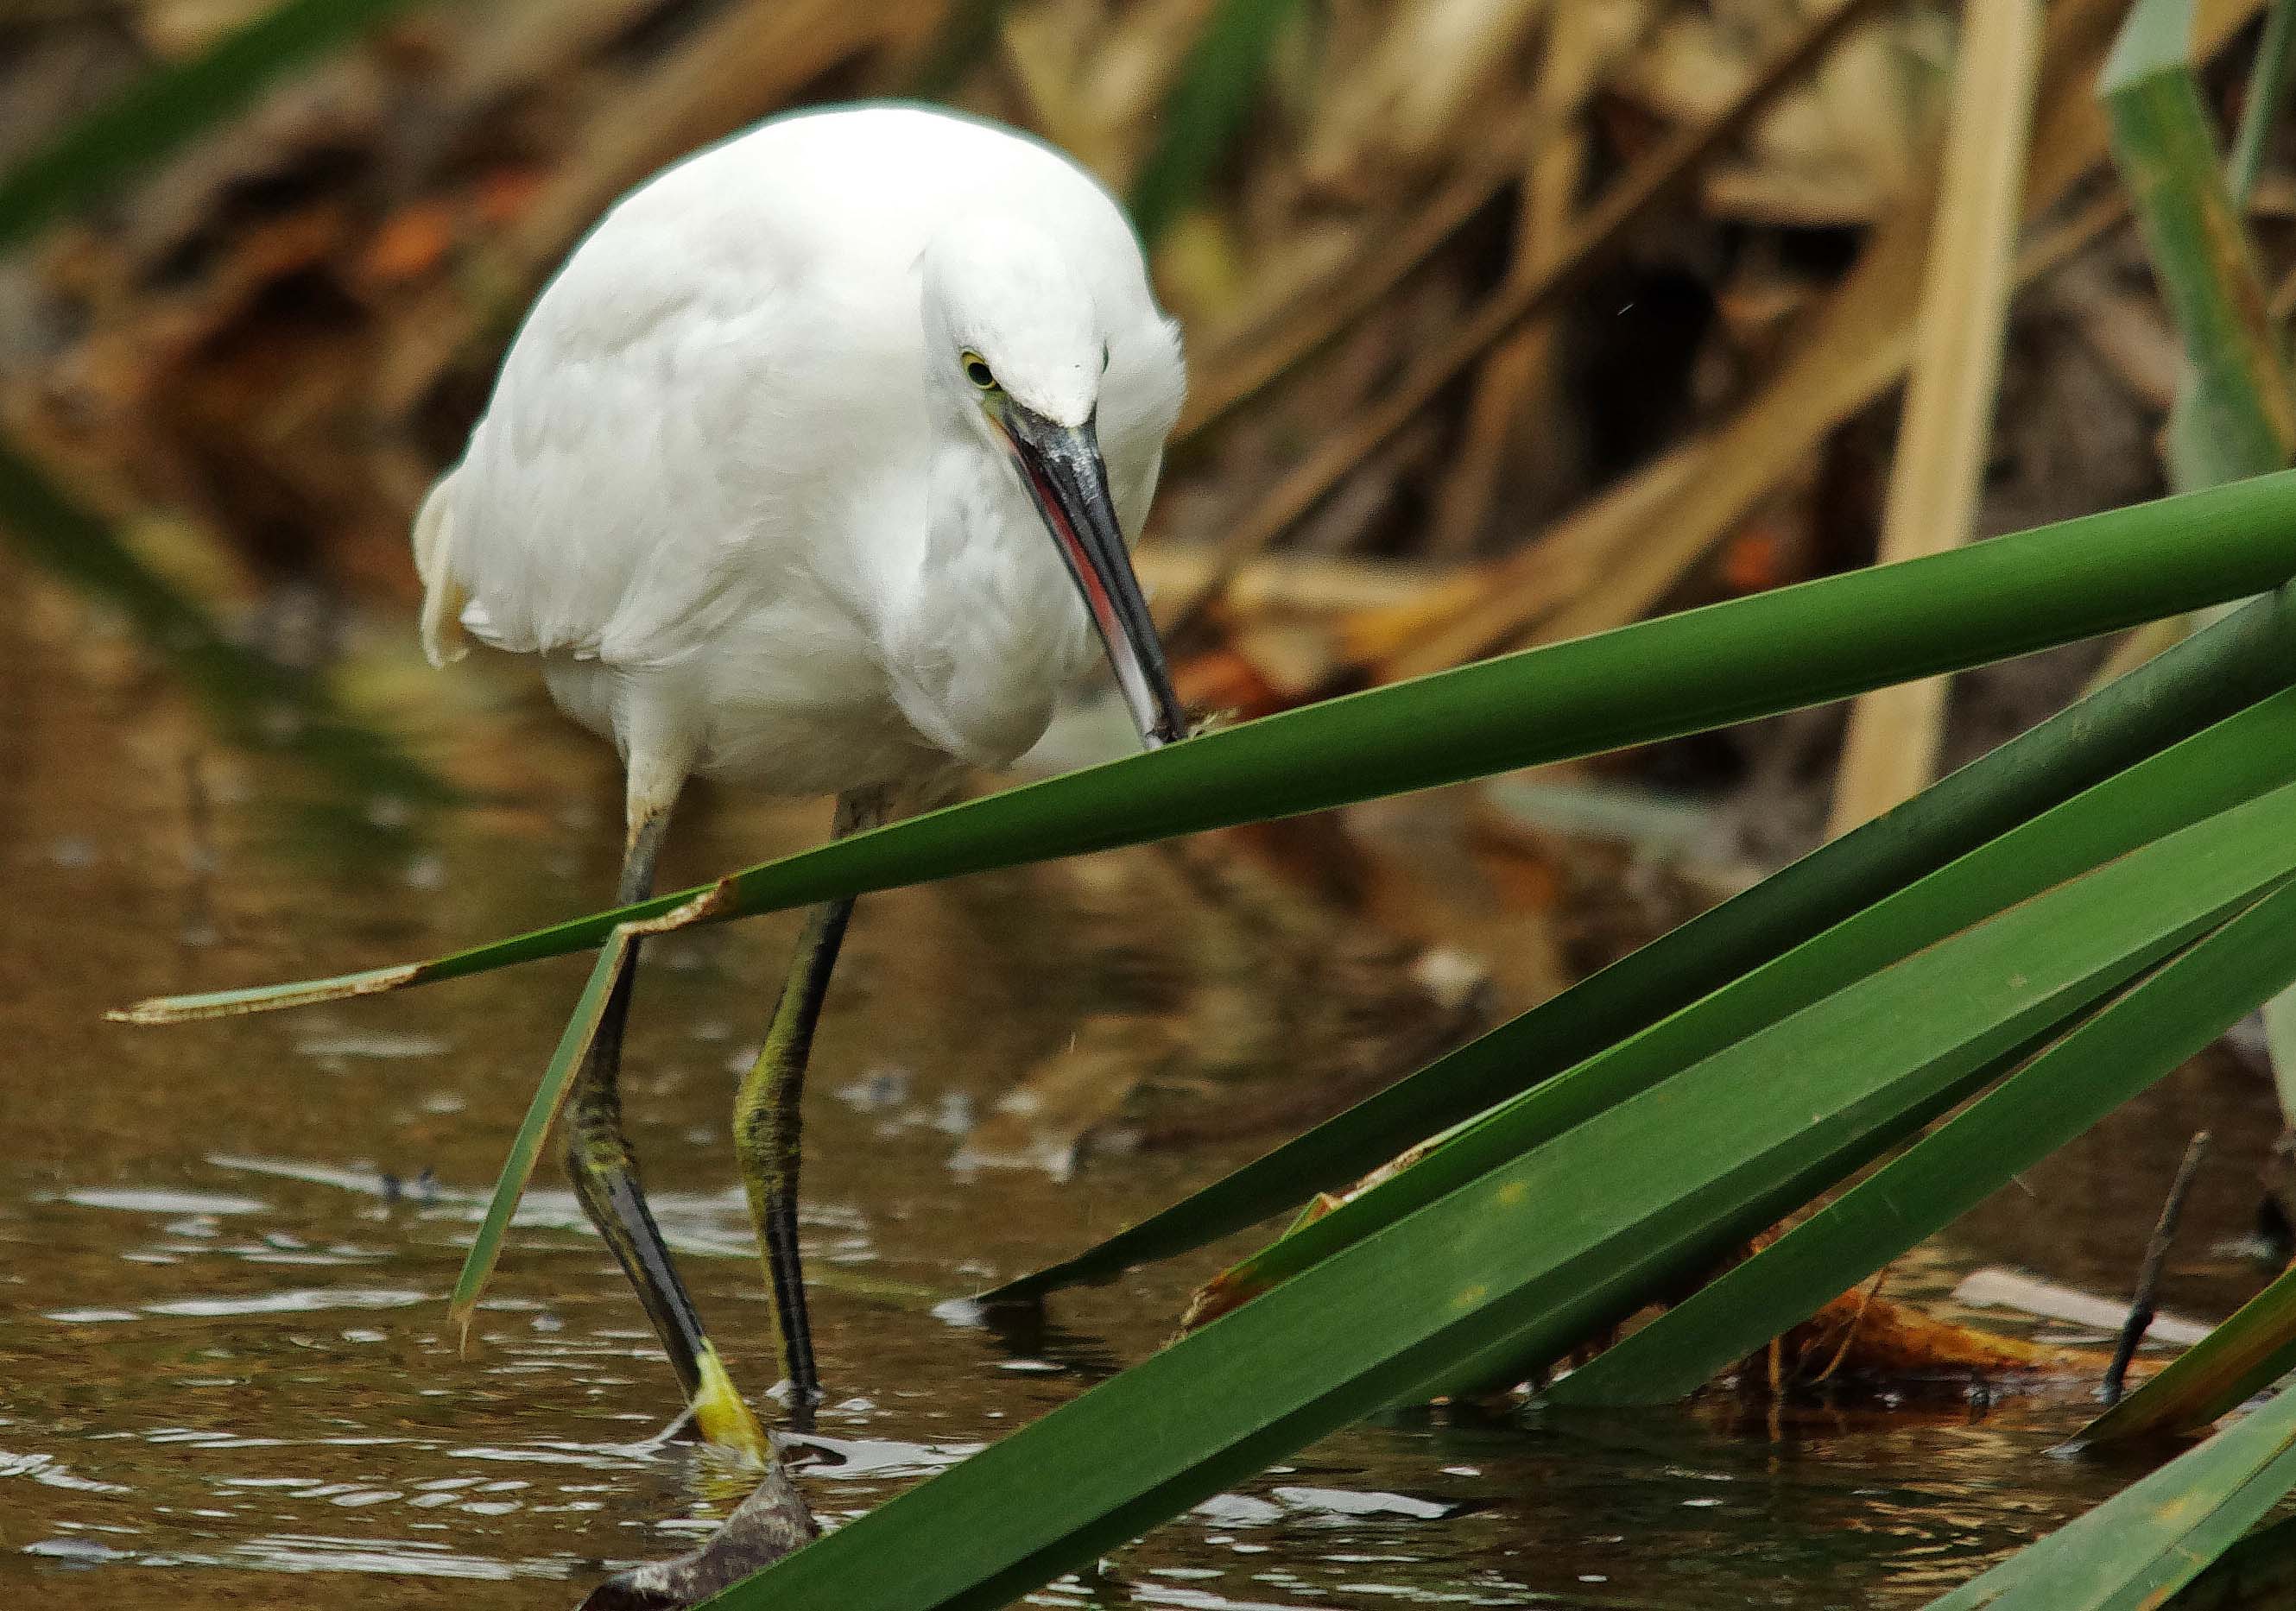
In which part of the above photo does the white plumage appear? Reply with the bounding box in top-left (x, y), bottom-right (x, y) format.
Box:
top-left (417, 104), bottom-right (1186, 804)
top-left (409, 104), bottom-right (1192, 1439)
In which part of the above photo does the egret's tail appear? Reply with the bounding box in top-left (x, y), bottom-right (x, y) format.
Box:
top-left (412, 473), bottom-right (469, 667)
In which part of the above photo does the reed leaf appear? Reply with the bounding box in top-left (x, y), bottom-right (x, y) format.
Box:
top-left (2105, 0), bottom-right (2296, 1151)
top-left (113, 470), bottom-right (2296, 1027)
top-left (2166, 1509), bottom-right (2296, 1607)
top-left (1187, 686), bottom-right (2296, 1334)
top-left (2228, 0), bottom-right (2296, 205)
top-left (698, 780), bottom-right (2296, 1611)
top-left (1554, 868), bottom-right (2296, 1406)
top-left (2108, 0), bottom-right (2296, 489)
top-left (991, 587), bottom-right (2296, 1301)
top-left (447, 926), bottom-right (639, 1342)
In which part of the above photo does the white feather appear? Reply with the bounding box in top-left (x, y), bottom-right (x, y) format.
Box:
top-left (415, 104), bottom-right (1185, 802)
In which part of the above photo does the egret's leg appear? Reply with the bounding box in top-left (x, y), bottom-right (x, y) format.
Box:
top-left (566, 788), bottom-right (767, 1459)
top-left (733, 788), bottom-right (885, 1417)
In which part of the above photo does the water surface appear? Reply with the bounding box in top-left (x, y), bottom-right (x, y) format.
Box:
top-left (3, 599), bottom-right (2285, 1609)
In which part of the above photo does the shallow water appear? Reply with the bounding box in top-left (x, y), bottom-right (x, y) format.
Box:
top-left (4, 599), bottom-right (2290, 1610)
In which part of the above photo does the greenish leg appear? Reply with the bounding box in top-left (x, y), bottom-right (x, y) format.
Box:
top-left (734, 788), bottom-right (884, 1418)
top-left (566, 802), bottom-right (766, 1459)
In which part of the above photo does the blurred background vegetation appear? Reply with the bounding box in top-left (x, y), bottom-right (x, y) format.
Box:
top-left (0, 0), bottom-right (2206, 849)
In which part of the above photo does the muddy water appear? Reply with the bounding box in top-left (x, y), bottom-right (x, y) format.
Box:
top-left (3, 594), bottom-right (2289, 1610)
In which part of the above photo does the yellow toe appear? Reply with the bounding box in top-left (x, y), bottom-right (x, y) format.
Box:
top-left (691, 1340), bottom-right (769, 1465)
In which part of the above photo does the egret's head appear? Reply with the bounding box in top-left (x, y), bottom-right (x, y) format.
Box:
top-left (920, 217), bottom-right (1187, 749)
top-left (921, 217), bottom-right (1104, 424)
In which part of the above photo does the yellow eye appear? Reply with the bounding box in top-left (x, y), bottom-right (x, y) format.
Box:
top-left (962, 351), bottom-right (997, 389)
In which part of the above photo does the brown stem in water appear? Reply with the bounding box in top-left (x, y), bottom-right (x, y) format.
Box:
top-left (2103, 1130), bottom-right (2212, 1406)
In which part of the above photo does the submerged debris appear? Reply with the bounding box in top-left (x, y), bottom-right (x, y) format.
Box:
top-left (578, 1455), bottom-right (817, 1611)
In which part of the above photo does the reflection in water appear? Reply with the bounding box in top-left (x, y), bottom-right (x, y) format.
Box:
top-left (3, 588), bottom-right (2288, 1610)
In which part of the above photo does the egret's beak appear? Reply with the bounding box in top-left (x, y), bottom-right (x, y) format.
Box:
top-left (1002, 407), bottom-right (1188, 749)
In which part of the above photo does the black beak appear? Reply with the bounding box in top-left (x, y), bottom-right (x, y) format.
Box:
top-left (1003, 407), bottom-right (1189, 749)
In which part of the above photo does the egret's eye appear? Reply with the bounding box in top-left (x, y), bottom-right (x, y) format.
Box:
top-left (962, 351), bottom-right (997, 389)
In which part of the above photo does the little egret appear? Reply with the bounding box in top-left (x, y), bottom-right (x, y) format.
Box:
top-left (413, 104), bottom-right (1188, 1450)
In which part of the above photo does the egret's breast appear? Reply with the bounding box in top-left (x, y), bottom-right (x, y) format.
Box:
top-left (877, 452), bottom-right (1100, 772)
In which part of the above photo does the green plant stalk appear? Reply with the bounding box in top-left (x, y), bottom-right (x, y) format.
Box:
top-left (1414, 1017), bottom-right (2084, 1403)
top-left (2108, 0), bottom-right (2296, 1144)
top-left (991, 586), bottom-right (2296, 1303)
top-left (2229, 1), bottom-right (2296, 206)
top-left (2109, 0), bottom-right (2296, 487)
top-left (114, 471), bottom-right (2296, 1027)
top-left (1554, 870), bottom-right (2296, 1405)
top-left (0, 0), bottom-right (435, 257)
top-left (1193, 688), bottom-right (2296, 1326)
top-left (698, 782), bottom-right (2296, 1611)
top-left (446, 925), bottom-right (639, 1341)
top-left (1920, 1383), bottom-right (2296, 1609)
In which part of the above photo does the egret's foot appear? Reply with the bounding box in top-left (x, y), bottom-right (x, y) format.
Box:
top-left (578, 1452), bottom-right (816, 1611)
top-left (780, 1387), bottom-right (819, 1437)
top-left (689, 1340), bottom-right (769, 1464)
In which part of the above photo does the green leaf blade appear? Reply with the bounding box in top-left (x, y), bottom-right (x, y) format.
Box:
top-left (991, 597), bottom-right (2296, 1302)
top-left (1197, 689), bottom-right (2296, 1328)
top-left (447, 928), bottom-right (638, 1342)
top-left (117, 472), bottom-right (2296, 1026)
top-left (697, 779), bottom-right (2296, 1611)
top-left (2107, 0), bottom-right (2296, 483)
top-left (1555, 870), bottom-right (2296, 1406)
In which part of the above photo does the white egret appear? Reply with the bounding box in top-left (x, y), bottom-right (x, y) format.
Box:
top-left (413, 104), bottom-right (1189, 1452)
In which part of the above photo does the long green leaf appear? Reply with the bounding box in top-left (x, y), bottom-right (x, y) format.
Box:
top-left (1192, 687), bottom-right (2296, 1328)
top-left (2107, 0), bottom-right (2296, 1158)
top-left (2109, 0), bottom-right (2296, 489)
top-left (1920, 1384), bottom-right (2296, 1610)
top-left (1412, 1022), bottom-right (2077, 1405)
top-left (2078, 1260), bottom-right (2296, 1447)
top-left (0, 0), bottom-right (433, 258)
top-left (446, 926), bottom-right (637, 1342)
top-left (113, 471), bottom-right (2296, 1027)
top-left (1553, 871), bottom-right (2296, 1406)
top-left (990, 589), bottom-right (2296, 1303)
top-left (2228, 1), bottom-right (2296, 206)
top-left (699, 781), bottom-right (2296, 1611)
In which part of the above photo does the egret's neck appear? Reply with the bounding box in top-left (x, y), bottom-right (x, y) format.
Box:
top-left (879, 414), bottom-right (1095, 768)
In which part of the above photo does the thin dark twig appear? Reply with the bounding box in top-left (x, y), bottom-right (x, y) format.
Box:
top-left (2103, 1131), bottom-right (2212, 1406)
